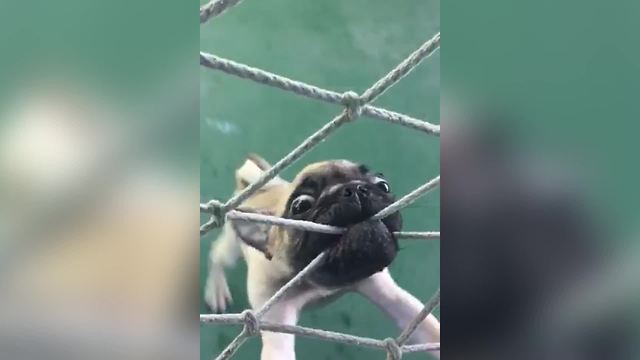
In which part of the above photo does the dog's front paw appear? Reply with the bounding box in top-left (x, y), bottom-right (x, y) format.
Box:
top-left (204, 266), bottom-right (232, 313)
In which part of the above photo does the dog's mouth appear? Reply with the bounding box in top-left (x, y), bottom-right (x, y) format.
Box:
top-left (290, 198), bottom-right (401, 288)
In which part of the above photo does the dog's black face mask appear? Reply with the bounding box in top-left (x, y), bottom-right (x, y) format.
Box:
top-left (284, 161), bottom-right (402, 287)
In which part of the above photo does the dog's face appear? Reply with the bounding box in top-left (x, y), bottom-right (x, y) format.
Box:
top-left (281, 160), bottom-right (402, 287)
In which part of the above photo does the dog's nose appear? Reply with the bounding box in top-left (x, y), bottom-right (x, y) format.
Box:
top-left (342, 185), bottom-right (355, 198)
top-left (341, 183), bottom-right (370, 198)
top-left (356, 184), bottom-right (370, 196)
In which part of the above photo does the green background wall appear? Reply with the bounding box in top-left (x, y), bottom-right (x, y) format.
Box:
top-left (200, 1), bottom-right (440, 359)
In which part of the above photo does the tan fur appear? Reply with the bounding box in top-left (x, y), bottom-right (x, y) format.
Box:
top-left (234, 155), bottom-right (292, 261)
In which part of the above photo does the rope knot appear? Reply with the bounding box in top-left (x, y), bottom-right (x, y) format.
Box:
top-left (241, 310), bottom-right (260, 336)
top-left (341, 91), bottom-right (363, 121)
top-left (383, 338), bottom-right (402, 360)
top-left (207, 200), bottom-right (226, 228)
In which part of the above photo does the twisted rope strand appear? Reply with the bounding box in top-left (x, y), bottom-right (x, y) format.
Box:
top-left (202, 204), bottom-right (440, 240)
top-left (214, 328), bottom-right (250, 360)
top-left (255, 251), bottom-right (327, 318)
top-left (200, 52), bottom-right (342, 103)
top-left (383, 289), bottom-right (441, 359)
top-left (200, 314), bottom-right (440, 353)
top-left (402, 343), bottom-right (441, 353)
top-left (212, 252), bottom-right (327, 359)
top-left (226, 210), bottom-right (346, 235)
top-left (200, 0), bottom-right (244, 23)
top-left (373, 176), bottom-right (440, 221)
top-left (360, 32), bottom-right (440, 104)
top-left (201, 201), bottom-right (269, 215)
top-left (201, 313), bottom-right (242, 324)
top-left (201, 216), bottom-right (219, 235)
top-left (396, 289), bottom-right (441, 345)
top-left (225, 204), bottom-right (441, 238)
top-left (223, 111), bottom-right (352, 211)
top-left (361, 106), bottom-right (439, 135)
top-left (200, 52), bottom-right (439, 135)
top-left (395, 231), bottom-right (440, 239)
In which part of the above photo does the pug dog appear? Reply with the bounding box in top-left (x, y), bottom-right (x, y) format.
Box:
top-left (205, 154), bottom-right (440, 360)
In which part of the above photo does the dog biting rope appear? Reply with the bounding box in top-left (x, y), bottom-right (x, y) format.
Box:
top-left (199, 0), bottom-right (441, 359)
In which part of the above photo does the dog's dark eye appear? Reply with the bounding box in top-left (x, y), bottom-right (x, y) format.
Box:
top-left (374, 178), bottom-right (390, 193)
top-left (290, 194), bottom-right (314, 215)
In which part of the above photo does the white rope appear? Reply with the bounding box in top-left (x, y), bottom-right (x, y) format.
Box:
top-left (200, 215), bottom-right (220, 235)
top-left (225, 208), bottom-right (440, 240)
top-left (226, 210), bottom-right (346, 235)
top-left (200, 315), bottom-right (440, 353)
top-left (203, 206), bottom-right (440, 239)
top-left (200, 0), bottom-right (244, 23)
top-left (362, 106), bottom-right (439, 135)
top-left (360, 32), bottom-right (440, 104)
top-left (200, 1), bottom-right (440, 358)
top-left (209, 173), bottom-right (440, 238)
top-left (201, 200), bottom-right (267, 215)
top-left (256, 252), bottom-right (327, 318)
top-left (403, 343), bottom-right (441, 352)
top-left (200, 52), bottom-right (343, 103)
top-left (225, 111), bottom-right (354, 212)
top-left (200, 52), bottom-right (439, 135)
top-left (383, 289), bottom-right (441, 360)
top-left (373, 176), bottom-right (440, 220)
top-left (396, 289), bottom-right (441, 345)
top-left (212, 252), bottom-right (327, 360)
top-left (203, 277), bottom-right (440, 360)
top-left (395, 231), bottom-right (440, 239)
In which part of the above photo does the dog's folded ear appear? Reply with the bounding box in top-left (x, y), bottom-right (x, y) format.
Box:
top-left (231, 153), bottom-right (291, 260)
top-left (246, 153), bottom-right (272, 171)
top-left (235, 153), bottom-right (287, 190)
top-left (230, 218), bottom-right (273, 259)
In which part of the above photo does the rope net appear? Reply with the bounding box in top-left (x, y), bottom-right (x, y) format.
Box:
top-left (200, 1), bottom-right (441, 359)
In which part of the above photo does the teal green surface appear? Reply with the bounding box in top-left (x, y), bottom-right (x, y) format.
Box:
top-left (443, 1), bottom-right (640, 248)
top-left (0, 1), bottom-right (196, 106)
top-left (200, 1), bottom-right (440, 359)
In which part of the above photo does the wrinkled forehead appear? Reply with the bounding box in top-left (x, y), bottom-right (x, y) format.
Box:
top-left (292, 160), bottom-right (370, 194)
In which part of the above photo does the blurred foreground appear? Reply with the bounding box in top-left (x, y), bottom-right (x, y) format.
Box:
top-left (441, 99), bottom-right (640, 359)
top-left (0, 2), bottom-right (198, 359)
top-left (0, 76), bottom-right (198, 359)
